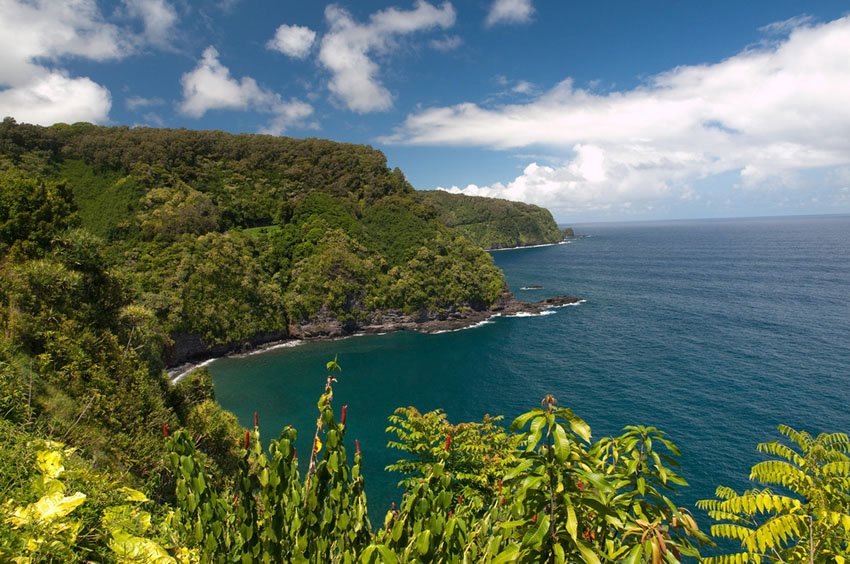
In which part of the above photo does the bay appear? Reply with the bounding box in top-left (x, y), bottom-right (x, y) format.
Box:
top-left (210, 214), bottom-right (850, 522)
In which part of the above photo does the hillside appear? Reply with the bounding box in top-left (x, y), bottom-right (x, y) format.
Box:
top-left (420, 189), bottom-right (564, 249)
top-left (0, 118), bottom-right (513, 479)
top-left (0, 120), bottom-right (508, 359)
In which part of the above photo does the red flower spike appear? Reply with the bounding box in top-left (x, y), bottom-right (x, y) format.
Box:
top-left (244, 430), bottom-right (250, 449)
top-left (341, 405), bottom-right (348, 426)
top-left (501, 496), bottom-right (506, 506)
top-left (449, 511), bottom-right (453, 519)
top-left (532, 513), bottom-right (538, 523)
top-left (577, 480), bottom-right (584, 490)
top-left (162, 423), bottom-right (168, 437)
top-left (497, 479), bottom-right (503, 494)
top-left (355, 439), bottom-right (360, 455)
top-left (254, 411), bottom-right (259, 428)
top-left (458, 495), bottom-right (463, 505)
top-left (444, 434), bottom-right (452, 451)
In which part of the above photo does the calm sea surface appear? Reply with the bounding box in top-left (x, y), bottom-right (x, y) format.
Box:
top-left (210, 214), bottom-right (850, 523)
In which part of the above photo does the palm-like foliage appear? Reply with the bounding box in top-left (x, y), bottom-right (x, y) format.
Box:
top-left (698, 425), bottom-right (850, 563)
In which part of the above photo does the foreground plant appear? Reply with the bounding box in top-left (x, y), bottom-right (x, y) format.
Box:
top-left (699, 425), bottom-right (850, 563)
top-left (14, 360), bottom-right (850, 562)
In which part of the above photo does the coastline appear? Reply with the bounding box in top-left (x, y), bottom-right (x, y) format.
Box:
top-left (487, 240), bottom-right (569, 252)
top-left (166, 293), bottom-right (583, 383)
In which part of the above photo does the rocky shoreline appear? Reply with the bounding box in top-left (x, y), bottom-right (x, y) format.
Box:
top-left (166, 290), bottom-right (581, 381)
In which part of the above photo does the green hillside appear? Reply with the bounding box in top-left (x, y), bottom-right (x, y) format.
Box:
top-left (0, 119), bottom-right (504, 357)
top-left (420, 189), bottom-right (564, 249)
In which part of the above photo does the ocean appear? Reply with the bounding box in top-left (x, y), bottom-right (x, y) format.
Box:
top-left (210, 214), bottom-right (850, 526)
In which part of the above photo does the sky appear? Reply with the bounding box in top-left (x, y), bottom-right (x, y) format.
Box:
top-left (1, 1), bottom-right (849, 222)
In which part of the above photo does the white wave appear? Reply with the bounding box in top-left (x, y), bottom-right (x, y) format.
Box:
top-left (545, 299), bottom-right (587, 309)
top-left (509, 309), bottom-right (559, 318)
top-left (489, 241), bottom-right (564, 252)
top-left (170, 358), bottom-right (217, 384)
top-left (247, 340), bottom-right (304, 354)
top-left (429, 314), bottom-right (501, 334)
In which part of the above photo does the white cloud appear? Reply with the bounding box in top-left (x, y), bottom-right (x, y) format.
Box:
top-left (318, 1), bottom-right (456, 113)
top-left (0, 73), bottom-right (112, 125)
top-left (122, 0), bottom-right (178, 49)
top-left (126, 96), bottom-right (164, 110)
top-left (386, 16), bottom-right (850, 216)
top-left (180, 47), bottom-right (272, 116)
top-left (259, 100), bottom-right (317, 136)
top-left (485, 0), bottom-right (534, 27)
top-left (512, 80), bottom-right (534, 94)
top-left (0, 0), bottom-right (131, 125)
top-left (179, 46), bottom-right (314, 134)
top-left (430, 34), bottom-right (462, 52)
top-left (267, 24), bottom-right (317, 59)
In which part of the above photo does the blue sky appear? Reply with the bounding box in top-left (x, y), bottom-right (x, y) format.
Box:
top-left (1, 1), bottom-right (849, 222)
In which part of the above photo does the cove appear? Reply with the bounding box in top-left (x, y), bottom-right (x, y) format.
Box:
top-left (210, 215), bottom-right (850, 519)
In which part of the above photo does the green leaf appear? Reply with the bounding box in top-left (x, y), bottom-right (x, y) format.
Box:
top-left (566, 503), bottom-right (578, 540)
top-left (417, 530), bottom-right (432, 556)
top-left (511, 410), bottom-right (540, 431)
top-left (621, 543), bottom-right (643, 564)
top-left (573, 538), bottom-right (602, 564)
top-left (492, 543), bottom-right (521, 564)
top-left (553, 425), bottom-right (571, 462)
top-left (553, 543), bottom-right (565, 564)
top-left (562, 408), bottom-right (592, 442)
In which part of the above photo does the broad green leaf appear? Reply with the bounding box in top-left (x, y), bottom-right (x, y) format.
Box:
top-left (553, 425), bottom-right (571, 462)
top-left (574, 538), bottom-right (602, 564)
top-left (566, 503), bottom-right (578, 540)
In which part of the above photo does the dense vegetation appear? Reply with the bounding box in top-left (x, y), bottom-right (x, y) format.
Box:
top-left (0, 118), bottom-right (507, 357)
top-left (2, 361), bottom-right (848, 562)
top-left (1, 117), bottom-right (847, 561)
top-left (420, 190), bottom-right (566, 250)
top-left (0, 118), bottom-right (505, 515)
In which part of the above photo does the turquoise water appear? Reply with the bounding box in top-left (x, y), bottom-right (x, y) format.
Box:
top-left (210, 214), bottom-right (850, 523)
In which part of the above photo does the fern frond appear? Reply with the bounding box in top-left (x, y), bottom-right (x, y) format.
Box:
top-left (715, 492), bottom-right (800, 517)
top-left (745, 513), bottom-right (804, 554)
top-left (818, 432), bottom-right (850, 449)
top-left (755, 442), bottom-right (804, 466)
top-left (749, 460), bottom-right (810, 491)
top-left (710, 523), bottom-right (755, 542)
top-left (706, 510), bottom-right (749, 524)
top-left (776, 425), bottom-right (812, 451)
top-left (702, 552), bottom-right (763, 563)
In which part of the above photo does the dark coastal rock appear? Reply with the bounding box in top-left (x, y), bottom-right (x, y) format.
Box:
top-left (166, 331), bottom-right (287, 368)
top-left (539, 295), bottom-right (581, 307)
top-left (165, 288), bottom-right (582, 373)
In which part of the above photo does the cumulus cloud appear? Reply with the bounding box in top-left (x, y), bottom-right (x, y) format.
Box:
top-left (0, 0), bottom-right (132, 124)
top-left (122, 0), bottom-right (178, 49)
top-left (267, 24), bottom-right (317, 59)
top-left (318, 1), bottom-right (456, 113)
top-left (385, 16), bottom-right (850, 216)
top-left (485, 0), bottom-right (534, 27)
top-left (0, 73), bottom-right (112, 125)
top-left (179, 46), bottom-right (314, 134)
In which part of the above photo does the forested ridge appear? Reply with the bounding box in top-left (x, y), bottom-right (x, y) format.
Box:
top-left (420, 190), bottom-right (566, 250)
top-left (0, 118), bottom-right (511, 355)
top-left (1, 118), bottom-right (848, 562)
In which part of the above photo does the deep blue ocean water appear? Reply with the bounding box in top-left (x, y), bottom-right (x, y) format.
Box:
top-left (210, 214), bottom-right (850, 527)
